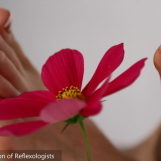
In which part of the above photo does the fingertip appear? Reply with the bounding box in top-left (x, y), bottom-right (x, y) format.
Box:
top-left (154, 46), bottom-right (161, 75)
top-left (0, 8), bottom-right (11, 30)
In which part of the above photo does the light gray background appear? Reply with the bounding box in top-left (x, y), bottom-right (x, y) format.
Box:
top-left (0, 0), bottom-right (161, 148)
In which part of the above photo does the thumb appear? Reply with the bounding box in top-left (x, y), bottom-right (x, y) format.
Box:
top-left (154, 46), bottom-right (161, 77)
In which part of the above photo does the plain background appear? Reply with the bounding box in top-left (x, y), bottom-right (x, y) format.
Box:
top-left (0, 0), bottom-right (161, 149)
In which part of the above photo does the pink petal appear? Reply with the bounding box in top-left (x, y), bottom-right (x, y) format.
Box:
top-left (80, 101), bottom-right (102, 117)
top-left (88, 79), bottom-right (109, 102)
top-left (40, 99), bottom-right (86, 123)
top-left (0, 91), bottom-right (55, 120)
top-left (0, 121), bottom-right (48, 136)
top-left (41, 49), bottom-right (84, 95)
top-left (83, 43), bottom-right (124, 97)
top-left (80, 79), bottom-right (109, 116)
top-left (104, 58), bottom-right (147, 96)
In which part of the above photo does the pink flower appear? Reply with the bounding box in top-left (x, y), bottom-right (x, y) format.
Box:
top-left (0, 43), bottom-right (147, 136)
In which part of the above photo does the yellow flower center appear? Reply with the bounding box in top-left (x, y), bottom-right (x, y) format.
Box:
top-left (56, 86), bottom-right (84, 100)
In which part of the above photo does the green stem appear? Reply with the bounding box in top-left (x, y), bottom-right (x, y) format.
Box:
top-left (79, 120), bottom-right (92, 161)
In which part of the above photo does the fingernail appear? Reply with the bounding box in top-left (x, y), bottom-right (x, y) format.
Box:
top-left (4, 14), bottom-right (11, 29)
top-left (159, 45), bottom-right (161, 50)
top-left (157, 45), bottom-right (161, 54)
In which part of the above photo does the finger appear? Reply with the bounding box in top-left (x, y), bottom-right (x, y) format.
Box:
top-left (0, 8), bottom-right (11, 31)
top-left (0, 51), bottom-right (29, 92)
top-left (0, 29), bottom-right (45, 90)
top-left (0, 34), bottom-right (23, 71)
top-left (0, 28), bottom-right (36, 71)
top-left (0, 75), bottom-right (20, 98)
top-left (154, 46), bottom-right (161, 77)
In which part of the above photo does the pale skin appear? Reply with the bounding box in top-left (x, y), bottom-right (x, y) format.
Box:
top-left (0, 8), bottom-right (160, 161)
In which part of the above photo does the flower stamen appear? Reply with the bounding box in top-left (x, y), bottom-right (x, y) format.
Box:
top-left (56, 86), bottom-right (84, 99)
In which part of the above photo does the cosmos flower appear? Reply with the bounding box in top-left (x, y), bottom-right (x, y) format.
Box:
top-left (0, 43), bottom-right (146, 136)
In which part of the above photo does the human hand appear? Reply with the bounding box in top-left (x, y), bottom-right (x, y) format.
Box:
top-left (0, 8), bottom-right (44, 99)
